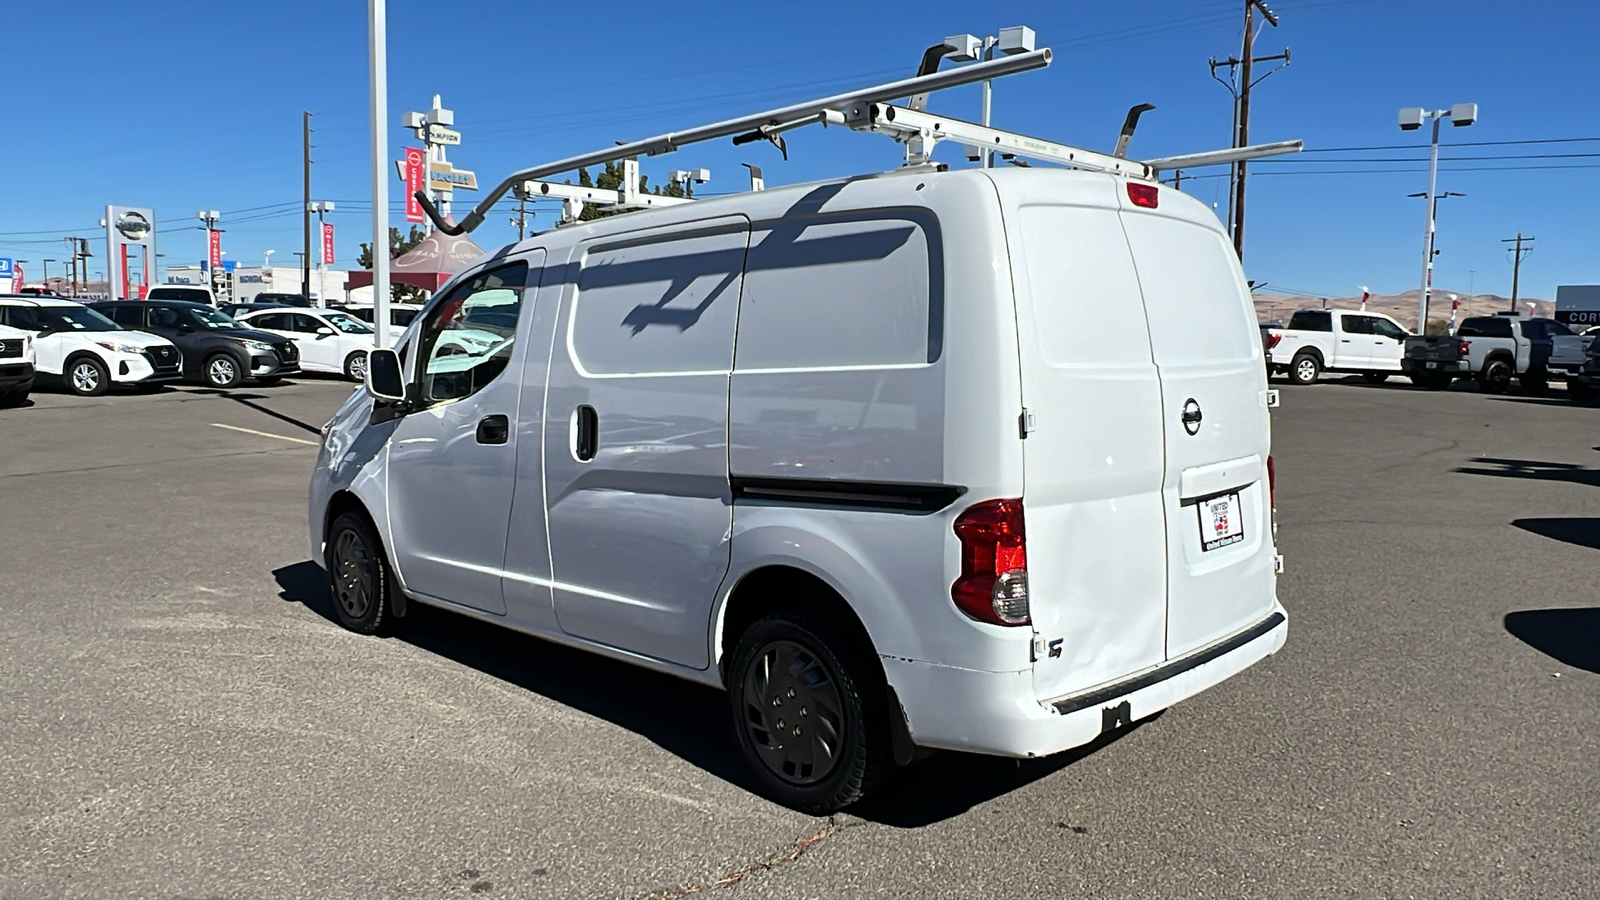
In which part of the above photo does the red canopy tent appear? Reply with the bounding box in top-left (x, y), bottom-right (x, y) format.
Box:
top-left (346, 223), bottom-right (486, 292)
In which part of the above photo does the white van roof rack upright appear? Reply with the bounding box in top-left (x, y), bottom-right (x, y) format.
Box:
top-left (418, 43), bottom-right (1301, 237)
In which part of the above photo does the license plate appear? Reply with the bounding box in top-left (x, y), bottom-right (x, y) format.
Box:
top-left (1425, 361), bottom-right (1437, 369)
top-left (1199, 493), bottom-right (1245, 552)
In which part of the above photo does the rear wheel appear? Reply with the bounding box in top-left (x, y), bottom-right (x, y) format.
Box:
top-left (324, 511), bottom-right (396, 635)
top-left (203, 353), bottom-right (244, 389)
top-left (1361, 372), bottom-right (1390, 384)
top-left (728, 614), bottom-right (891, 814)
top-left (1477, 359), bottom-right (1512, 394)
top-left (65, 356), bottom-right (109, 397)
top-left (1289, 353), bottom-right (1321, 385)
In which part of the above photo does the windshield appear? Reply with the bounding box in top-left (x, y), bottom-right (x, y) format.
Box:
top-left (323, 312), bottom-right (375, 334)
top-left (7, 304), bottom-right (120, 333)
top-left (187, 306), bottom-right (244, 329)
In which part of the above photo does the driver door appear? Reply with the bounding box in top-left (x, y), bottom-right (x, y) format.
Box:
top-left (384, 258), bottom-right (537, 615)
top-left (1370, 317), bottom-right (1407, 370)
top-left (286, 313), bottom-right (341, 372)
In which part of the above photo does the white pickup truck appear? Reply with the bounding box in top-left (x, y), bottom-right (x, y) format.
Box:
top-left (1266, 308), bottom-right (1412, 385)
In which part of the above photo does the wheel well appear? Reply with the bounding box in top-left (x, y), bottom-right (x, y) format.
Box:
top-left (324, 490), bottom-right (372, 545)
top-left (1484, 351), bottom-right (1514, 365)
top-left (62, 350), bottom-right (104, 370)
top-left (718, 566), bottom-right (879, 687)
top-left (1293, 347), bottom-right (1324, 365)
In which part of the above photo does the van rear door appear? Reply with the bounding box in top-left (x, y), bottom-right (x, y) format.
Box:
top-left (1000, 177), bottom-right (1170, 702)
top-left (1119, 195), bottom-right (1276, 659)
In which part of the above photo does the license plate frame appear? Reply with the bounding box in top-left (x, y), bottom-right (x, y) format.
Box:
top-left (1425, 361), bottom-right (1438, 369)
top-left (1198, 492), bottom-right (1245, 552)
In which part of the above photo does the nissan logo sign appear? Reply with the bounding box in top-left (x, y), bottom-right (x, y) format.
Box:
top-left (115, 211), bottom-right (152, 242)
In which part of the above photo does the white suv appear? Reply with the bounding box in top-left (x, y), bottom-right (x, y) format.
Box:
top-left (309, 168), bottom-right (1286, 812)
top-left (0, 296), bottom-right (183, 396)
top-left (0, 322), bottom-right (35, 405)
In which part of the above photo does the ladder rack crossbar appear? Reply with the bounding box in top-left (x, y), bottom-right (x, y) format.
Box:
top-left (421, 48), bottom-right (1053, 235)
top-left (846, 103), bottom-right (1156, 179)
top-left (1142, 140), bottom-right (1304, 173)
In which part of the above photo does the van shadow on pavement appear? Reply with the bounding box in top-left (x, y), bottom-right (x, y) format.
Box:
top-left (1504, 608), bottom-right (1600, 674)
top-left (272, 560), bottom-right (1136, 826)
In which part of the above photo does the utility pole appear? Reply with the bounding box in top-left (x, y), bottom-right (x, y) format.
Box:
top-left (510, 196), bottom-right (529, 241)
top-left (303, 110), bottom-right (313, 302)
top-left (1502, 232), bottom-right (1534, 313)
top-left (1209, 0), bottom-right (1287, 259)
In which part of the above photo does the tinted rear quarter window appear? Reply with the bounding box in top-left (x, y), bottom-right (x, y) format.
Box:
top-left (1288, 310), bottom-right (1332, 332)
top-left (1459, 318), bottom-right (1512, 338)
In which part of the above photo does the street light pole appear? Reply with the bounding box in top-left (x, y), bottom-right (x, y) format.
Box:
top-left (1399, 103), bottom-right (1476, 333)
top-left (369, 0), bottom-right (391, 350)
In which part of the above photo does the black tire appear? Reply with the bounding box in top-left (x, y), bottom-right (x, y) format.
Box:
top-left (343, 351), bottom-right (369, 383)
top-left (1477, 358), bottom-right (1512, 394)
top-left (1361, 372), bottom-right (1390, 384)
top-left (64, 356), bottom-right (109, 397)
top-left (323, 511), bottom-right (396, 635)
top-left (1288, 353), bottom-right (1321, 385)
top-left (203, 352), bottom-right (245, 389)
top-left (728, 614), bottom-right (892, 814)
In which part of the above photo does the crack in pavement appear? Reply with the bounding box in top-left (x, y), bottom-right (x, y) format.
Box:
top-left (638, 815), bottom-right (863, 899)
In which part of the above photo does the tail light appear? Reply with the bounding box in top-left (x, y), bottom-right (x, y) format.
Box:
top-left (1126, 182), bottom-right (1160, 209)
top-left (1458, 339), bottom-right (1471, 355)
top-left (1267, 455), bottom-right (1276, 510)
top-left (1266, 333), bottom-right (1283, 350)
top-left (952, 499), bottom-right (1030, 626)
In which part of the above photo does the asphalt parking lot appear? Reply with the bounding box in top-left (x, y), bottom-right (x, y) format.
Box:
top-left (1, 375), bottom-right (1596, 899)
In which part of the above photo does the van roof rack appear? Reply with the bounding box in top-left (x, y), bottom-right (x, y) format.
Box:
top-left (418, 43), bottom-right (1301, 236)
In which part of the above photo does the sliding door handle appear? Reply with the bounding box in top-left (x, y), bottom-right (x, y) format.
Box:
top-left (476, 414), bottom-right (510, 445)
top-left (574, 405), bottom-right (598, 461)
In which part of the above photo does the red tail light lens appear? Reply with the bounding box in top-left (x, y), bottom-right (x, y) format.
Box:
top-left (952, 498), bottom-right (1030, 626)
top-left (1458, 339), bottom-right (1471, 355)
top-left (1266, 333), bottom-right (1283, 350)
top-left (1126, 182), bottom-right (1160, 209)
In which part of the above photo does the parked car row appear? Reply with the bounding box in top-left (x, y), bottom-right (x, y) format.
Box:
top-left (0, 293), bottom-right (410, 401)
top-left (1265, 307), bottom-right (1593, 402)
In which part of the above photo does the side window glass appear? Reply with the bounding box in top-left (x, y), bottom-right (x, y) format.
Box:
top-left (415, 263), bottom-right (528, 403)
top-left (149, 308), bottom-right (181, 329)
top-left (111, 306), bottom-right (144, 327)
top-left (1374, 319), bottom-right (1406, 340)
top-left (290, 314), bottom-right (321, 333)
top-left (1342, 316), bottom-right (1373, 335)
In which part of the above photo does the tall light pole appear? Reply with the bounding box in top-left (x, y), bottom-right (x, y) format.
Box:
top-left (263, 248), bottom-right (275, 270)
top-left (43, 259), bottom-right (54, 289)
top-left (932, 27), bottom-right (1035, 168)
top-left (1399, 103), bottom-right (1477, 333)
top-left (369, 0), bottom-right (391, 349)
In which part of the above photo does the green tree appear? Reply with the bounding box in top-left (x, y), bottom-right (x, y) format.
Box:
top-left (357, 225), bottom-right (428, 303)
top-left (569, 163), bottom-right (691, 221)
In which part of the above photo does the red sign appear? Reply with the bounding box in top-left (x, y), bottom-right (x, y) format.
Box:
top-left (10, 264), bottom-right (22, 293)
top-left (322, 222), bottom-right (335, 266)
top-left (405, 147), bottom-right (425, 223)
top-left (208, 228), bottom-right (222, 268)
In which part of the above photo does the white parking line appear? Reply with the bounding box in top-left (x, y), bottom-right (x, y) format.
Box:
top-left (210, 423), bottom-right (319, 446)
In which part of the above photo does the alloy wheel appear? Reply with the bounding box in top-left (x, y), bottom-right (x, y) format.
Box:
top-left (740, 640), bottom-right (846, 785)
top-left (71, 362), bottom-right (100, 393)
top-left (348, 353), bottom-right (368, 382)
top-left (208, 357), bottom-right (236, 386)
top-left (1296, 359), bottom-right (1317, 382)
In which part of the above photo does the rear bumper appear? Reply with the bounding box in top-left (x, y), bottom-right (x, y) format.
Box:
top-left (885, 604), bottom-right (1287, 758)
top-left (1401, 358), bottom-right (1469, 374)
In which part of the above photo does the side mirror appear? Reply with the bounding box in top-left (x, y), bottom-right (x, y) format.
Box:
top-left (316, 326), bottom-right (335, 336)
top-left (365, 348), bottom-right (406, 402)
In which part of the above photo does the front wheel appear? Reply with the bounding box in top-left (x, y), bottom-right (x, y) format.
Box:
top-left (203, 353), bottom-right (244, 389)
top-left (1362, 372), bottom-right (1390, 384)
top-left (1289, 353), bottom-right (1321, 385)
top-left (728, 615), bottom-right (891, 814)
top-left (65, 356), bottom-right (109, 396)
top-left (343, 351), bottom-right (369, 383)
top-left (324, 511), bottom-right (396, 635)
top-left (1478, 359), bottom-right (1512, 394)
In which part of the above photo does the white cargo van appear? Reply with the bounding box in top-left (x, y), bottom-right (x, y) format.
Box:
top-left (309, 163), bottom-right (1286, 811)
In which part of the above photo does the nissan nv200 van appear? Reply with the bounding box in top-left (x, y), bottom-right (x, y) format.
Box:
top-left (309, 166), bottom-right (1286, 812)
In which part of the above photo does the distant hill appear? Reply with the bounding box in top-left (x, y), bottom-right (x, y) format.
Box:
top-left (1255, 289), bottom-right (1549, 332)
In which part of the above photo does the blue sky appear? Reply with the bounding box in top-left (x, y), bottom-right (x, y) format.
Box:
top-left (2, 0), bottom-right (1596, 300)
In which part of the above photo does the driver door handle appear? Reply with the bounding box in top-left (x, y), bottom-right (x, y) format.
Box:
top-left (476, 414), bottom-right (510, 445)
